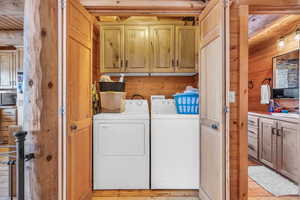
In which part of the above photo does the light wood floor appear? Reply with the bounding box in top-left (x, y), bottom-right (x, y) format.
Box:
top-left (248, 159), bottom-right (300, 200)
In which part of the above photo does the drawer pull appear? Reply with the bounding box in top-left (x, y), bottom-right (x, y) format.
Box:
top-left (248, 144), bottom-right (255, 151)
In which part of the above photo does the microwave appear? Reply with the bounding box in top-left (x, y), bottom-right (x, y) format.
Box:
top-left (0, 92), bottom-right (17, 106)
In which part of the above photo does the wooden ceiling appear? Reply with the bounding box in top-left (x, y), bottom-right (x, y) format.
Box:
top-left (248, 14), bottom-right (283, 38)
top-left (0, 0), bottom-right (24, 31)
top-left (249, 15), bottom-right (300, 48)
top-left (0, 15), bottom-right (23, 31)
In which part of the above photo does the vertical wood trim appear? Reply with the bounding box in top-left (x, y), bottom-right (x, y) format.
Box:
top-left (238, 5), bottom-right (249, 200)
top-left (23, 0), bottom-right (59, 199)
top-left (23, 0), bottom-right (42, 132)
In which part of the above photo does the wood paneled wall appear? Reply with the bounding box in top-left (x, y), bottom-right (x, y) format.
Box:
top-left (109, 76), bottom-right (198, 100)
top-left (249, 19), bottom-right (300, 112)
top-left (229, 3), bottom-right (249, 200)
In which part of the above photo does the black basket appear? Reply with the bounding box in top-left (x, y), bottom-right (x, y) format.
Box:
top-left (98, 82), bottom-right (125, 92)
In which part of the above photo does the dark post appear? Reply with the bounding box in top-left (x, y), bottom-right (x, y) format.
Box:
top-left (14, 131), bottom-right (27, 200)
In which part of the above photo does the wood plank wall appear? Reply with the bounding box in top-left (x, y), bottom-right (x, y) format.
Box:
top-left (229, 3), bottom-right (249, 200)
top-left (249, 18), bottom-right (300, 112)
top-left (108, 76), bottom-right (198, 101)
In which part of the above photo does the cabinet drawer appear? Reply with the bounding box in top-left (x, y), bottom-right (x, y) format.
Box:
top-left (248, 115), bottom-right (258, 127)
top-left (0, 108), bottom-right (17, 116)
top-left (248, 126), bottom-right (258, 138)
top-left (248, 136), bottom-right (258, 159)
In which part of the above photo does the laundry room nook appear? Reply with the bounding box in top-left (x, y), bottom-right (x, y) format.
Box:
top-left (62, 0), bottom-right (228, 199)
top-left (92, 14), bottom-right (201, 195)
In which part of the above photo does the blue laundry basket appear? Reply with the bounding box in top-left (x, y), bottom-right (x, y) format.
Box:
top-left (174, 92), bottom-right (199, 114)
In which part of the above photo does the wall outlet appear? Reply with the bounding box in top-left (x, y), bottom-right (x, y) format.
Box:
top-left (229, 91), bottom-right (236, 103)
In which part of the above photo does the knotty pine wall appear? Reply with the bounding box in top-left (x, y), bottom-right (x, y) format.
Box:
top-left (110, 76), bottom-right (198, 100)
top-left (249, 20), bottom-right (300, 112)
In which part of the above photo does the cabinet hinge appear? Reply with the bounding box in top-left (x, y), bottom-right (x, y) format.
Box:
top-left (60, 106), bottom-right (65, 115)
top-left (224, 106), bottom-right (230, 113)
top-left (61, 0), bottom-right (66, 9)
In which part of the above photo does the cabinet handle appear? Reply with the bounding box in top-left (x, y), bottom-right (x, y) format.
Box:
top-left (176, 60), bottom-right (179, 67)
top-left (271, 127), bottom-right (277, 135)
top-left (172, 59), bottom-right (175, 68)
top-left (121, 60), bottom-right (123, 68)
top-left (248, 120), bottom-right (255, 125)
top-left (277, 128), bottom-right (282, 137)
top-left (248, 144), bottom-right (255, 151)
top-left (125, 60), bottom-right (128, 70)
top-left (248, 130), bottom-right (256, 135)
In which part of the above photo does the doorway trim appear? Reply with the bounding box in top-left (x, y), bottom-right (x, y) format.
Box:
top-left (236, 1), bottom-right (300, 199)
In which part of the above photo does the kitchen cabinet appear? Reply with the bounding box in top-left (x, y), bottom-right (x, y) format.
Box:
top-left (175, 26), bottom-right (198, 73)
top-left (150, 25), bottom-right (175, 73)
top-left (125, 26), bottom-right (149, 72)
top-left (0, 51), bottom-right (17, 89)
top-left (100, 24), bottom-right (198, 73)
top-left (259, 118), bottom-right (277, 169)
top-left (0, 107), bottom-right (17, 144)
top-left (248, 112), bottom-right (300, 183)
top-left (277, 121), bottom-right (299, 182)
top-left (16, 47), bottom-right (24, 72)
top-left (100, 25), bottom-right (124, 73)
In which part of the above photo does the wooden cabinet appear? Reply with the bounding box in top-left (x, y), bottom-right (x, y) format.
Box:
top-left (100, 25), bottom-right (124, 73)
top-left (259, 118), bottom-right (277, 169)
top-left (125, 26), bottom-right (149, 72)
top-left (150, 25), bottom-right (174, 72)
top-left (16, 47), bottom-right (24, 72)
top-left (175, 26), bottom-right (197, 72)
top-left (0, 51), bottom-right (16, 89)
top-left (277, 121), bottom-right (299, 182)
top-left (100, 24), bottom-right (198, 73)
top-left (248, 113), bottom-right (300, 183)
top-left (0, 107), bottom-right (17, 144)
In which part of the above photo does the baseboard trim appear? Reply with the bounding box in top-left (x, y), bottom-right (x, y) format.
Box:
top-left (93, 189), bottom-right (198, 197)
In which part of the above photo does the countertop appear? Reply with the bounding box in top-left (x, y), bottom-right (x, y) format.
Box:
top-left (0, 105), bottom-right (17, 109)
top-left (249, 111), bottom-right (299, 124)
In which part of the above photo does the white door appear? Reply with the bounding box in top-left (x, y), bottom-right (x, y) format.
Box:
top-left (198, 0), bottom-right (228, 199)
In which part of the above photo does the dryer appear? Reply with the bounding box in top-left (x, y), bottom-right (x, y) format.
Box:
top-left (93, 100), bottom-right (150, 190)
top-left (151, 99), bottom-right (199, 189)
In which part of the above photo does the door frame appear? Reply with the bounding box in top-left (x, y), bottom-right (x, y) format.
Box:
top-left (58, 1), bottom-right (300, 200)
top-left (57, 1), bottom-right (231, 200)
top-left (237, 0), bottom-right (300, 198)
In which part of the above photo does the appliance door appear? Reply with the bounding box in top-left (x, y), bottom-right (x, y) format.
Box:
top-left (93, 120), bottom-right (149, 189)
top-left (151, 117), bottom-right (199, 189)
top-left (1, 93), bottom-right (17, 105)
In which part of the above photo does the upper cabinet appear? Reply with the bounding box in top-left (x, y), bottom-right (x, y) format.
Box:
top-left (150, 25), bottom-right (175, 73)
top-left (100, 24), bottom-right (198, 73)
top-left (0, 51), bottom-right (17, 89)
top-left (175, 26), bottom-right (198, 73)
top-left (101, 25), bottom-right (124, 73)
top-left (125, 26), bottom-right (149, 72)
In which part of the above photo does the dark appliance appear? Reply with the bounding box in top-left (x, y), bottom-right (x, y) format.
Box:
top-left (0, 92), bottom-right (17, 106)
top-left (272, 88), bottom-right (299, 99)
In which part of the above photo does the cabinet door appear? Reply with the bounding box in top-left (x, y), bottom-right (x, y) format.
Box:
top-left (259, 118), bottom-right (277, 169)
top-left (175, 26), bottom-right (197, 73)
top-left (100, 25), bottom-right (124, 73)
top-left (150, 25), bottom-right (174, 73)
top-left (16, 47), bottom-right (24, 72)
top-left (124, 26), bottom-right (149, 72)
top-left (0, 52), bottom-right (14, 89)
top-left (11, 52), bottom-right (17, 88)
top-left (277, 121), bottom-right (299, 182)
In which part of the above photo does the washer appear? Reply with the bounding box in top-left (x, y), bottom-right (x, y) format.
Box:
top-left (151, 99), bottom-right (199, 189)
top-left (93, 100), bottom-right (150, 190)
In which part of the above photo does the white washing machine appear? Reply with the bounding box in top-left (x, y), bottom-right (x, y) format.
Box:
top-left (151, 99), bottom-right (199, 189)
top-left (93, 100), bottom-right (150, 190)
